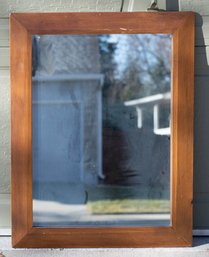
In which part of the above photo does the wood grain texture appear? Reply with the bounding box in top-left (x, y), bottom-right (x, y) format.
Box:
top-left (11, 12), bottom-right (191, 35)
top-left (10, 12), bottom-right (194, 248)
top-left (171, 13), bottom-right (194, 244)
top-left (4, 15), bottom-right (209, 46)
top-left (14, 227), bottom-right (190, 248)
top-left (4, 15), bottom-right (209, 47)
top-left (10, 14), bottom-right (32, 247)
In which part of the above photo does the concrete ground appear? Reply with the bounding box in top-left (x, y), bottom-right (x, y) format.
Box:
top-left (33, 199), bottom-right (170, 227)
top-left (1, 237), bottom-right (209, 257)
top-left (32, 183), bottom-right (170, 227)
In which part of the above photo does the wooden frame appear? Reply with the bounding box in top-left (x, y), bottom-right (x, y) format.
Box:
top-left (10, 12), bottom-right (194, 248)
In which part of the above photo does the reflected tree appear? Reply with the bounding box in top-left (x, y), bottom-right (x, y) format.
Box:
top-left (99, 34), bottom-right (171, 194)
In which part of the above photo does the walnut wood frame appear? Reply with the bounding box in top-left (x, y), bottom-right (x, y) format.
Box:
top-left (10, 12), bottom-right (194, 248)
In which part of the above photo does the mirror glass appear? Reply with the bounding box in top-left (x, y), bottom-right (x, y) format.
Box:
top-left (32, 34), bottom-right (172, 227)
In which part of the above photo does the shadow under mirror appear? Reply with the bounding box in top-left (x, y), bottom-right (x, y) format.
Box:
top-left (32, 34), bottom-right (172, 227)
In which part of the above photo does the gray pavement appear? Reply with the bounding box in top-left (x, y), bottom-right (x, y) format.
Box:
top-left (33, 199), bottom-right (170, 227)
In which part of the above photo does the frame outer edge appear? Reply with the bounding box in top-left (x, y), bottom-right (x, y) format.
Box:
top-left (10, 14), bottom-right (33, 247)
top-left (10, 12), bottom-right (195, 248)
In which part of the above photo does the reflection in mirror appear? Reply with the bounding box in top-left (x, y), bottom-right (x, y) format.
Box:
top-left (32, 34), bottom-right (172, 227)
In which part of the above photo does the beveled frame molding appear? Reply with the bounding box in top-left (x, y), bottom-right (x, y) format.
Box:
top-left (10, 12), bottom-right (194, 248)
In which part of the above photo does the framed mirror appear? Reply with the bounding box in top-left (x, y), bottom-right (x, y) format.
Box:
top-left (10, 12), bottom-right (194, 248)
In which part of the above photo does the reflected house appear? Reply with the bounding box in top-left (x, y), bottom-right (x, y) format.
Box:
top-left (124, 92), bottom-right (171, 136)
top-left (103, 93), bottom-right (171, 198)
top-left (32, 35), bottom-right (104, 197)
